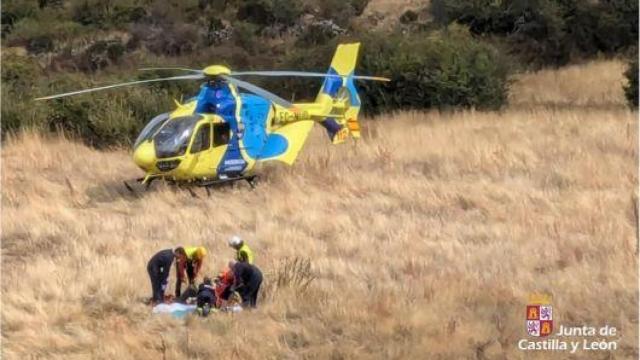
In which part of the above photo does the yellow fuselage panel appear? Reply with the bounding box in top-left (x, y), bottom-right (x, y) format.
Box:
top-left (133, 141), bottom-right (156, 172)
top-left (133, 112), bottom-right (253, 181)
top-left (171, 101), bottom-right (197, 118)
top-left (167, 143), bottom-right (228, 180)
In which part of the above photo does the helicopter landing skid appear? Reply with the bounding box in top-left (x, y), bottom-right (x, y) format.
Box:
top-left (123, 177), bottom-right (154, 195)
top-left (123, 175), bottom-right (257, 196)
top-left (196, 175), bottom-right (258, 189)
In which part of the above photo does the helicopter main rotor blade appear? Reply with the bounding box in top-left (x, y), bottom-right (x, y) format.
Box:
top-left (35, 74), bottom-right (205, 101)
top-left (220, 75), bottom-right (294, 109)
top-left (230, 70), bottom-right (390, 82)
top-left (139, 67), bottom-right (204, 74)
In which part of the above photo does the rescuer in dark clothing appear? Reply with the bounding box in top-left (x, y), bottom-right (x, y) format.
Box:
top-left (147, 247), bottom-right (187, 304)
top-left (196, 277), bottom-right (217, 316)
top-left (230, 261), bottom-right (263, 308)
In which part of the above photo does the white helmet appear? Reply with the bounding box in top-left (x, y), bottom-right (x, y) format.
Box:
top-left (228, 235), bottom-right (242, 247)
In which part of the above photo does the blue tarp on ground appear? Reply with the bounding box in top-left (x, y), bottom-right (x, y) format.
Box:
top-left (152, 303), bottom-right (196, 318)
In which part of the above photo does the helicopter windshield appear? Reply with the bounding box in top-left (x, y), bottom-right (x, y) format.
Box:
top-left (154, 115), bottom-right (201, 158)
top-left (134, 112), bottom-right (170, 149)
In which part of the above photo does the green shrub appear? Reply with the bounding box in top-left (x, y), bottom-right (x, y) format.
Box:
top-left (399, 10), bottom-right (418, 24)
top-left (296, 21), bottom-right (343, 46)
top-left (198, 0), bottom-right (229, 11)
top-left (1, 0), bottom-right (38, 38)
top-left (78, 40), bottom-right (126, 71)
top-left (236, 0), bottom-right (302, 27)
top-left (38, 0), bottom-right (64, 9)
top-left (71, 0), bottom-right (147, 28)
top-left (237, 0), bottom-right (273, 26)
top-left (350, 0), bottom-right (369, 16)
top-left (318, 0), bottom-right (358, 27)
top-left (2, 54), bottom-right (42, 90)
top-left (233, 22), bottom-right (260, 53)
top-left (40, 79), bottom-right (179, 147)
top-left (360, 27), bottom-right (510, 113)
top-left (285, 26), bottom-right (510, 114)
top-left (131, 22), bottom-right (199, 56)
top-left (71, 0), bottom-right (106, 26)
top-left (1, 54), bottom-right (48, 134)
top-left (431, 0), bottom-right (639, 67)
top-left (1, 64), bottom-right (199, 147)
top-left (26, 35), bottom-right (54, 54)
top-left (625, 52), bottom-right (638, 108)
top-left (6, 16), bottom-right (83, 49)
top-left (272, 0), bottom-right (302, 26)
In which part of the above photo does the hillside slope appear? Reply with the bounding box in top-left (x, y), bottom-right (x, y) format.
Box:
top-left (1, 61), bottom-right (638, 359)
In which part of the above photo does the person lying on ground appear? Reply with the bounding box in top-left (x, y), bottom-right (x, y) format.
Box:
top-left (196, 277), bottom-right (217, 317)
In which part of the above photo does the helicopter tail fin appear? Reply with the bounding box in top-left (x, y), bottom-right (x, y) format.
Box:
top-left (316, 43), bottom-right (362, 144)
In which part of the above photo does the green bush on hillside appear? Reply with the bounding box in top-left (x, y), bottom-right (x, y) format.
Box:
top-left (71, 0), bottom-right (146, 28)
top-left (39, 73), bottom-right (200, 146)
top-left (281, 26), bottom-right (510, 114)
top-left (237, 0), bottom-right (302, 27)
top-left (1, 0), bottom-right (38, 38)
top-left (318, 0), bottom-right (369, 27)
top-left (431, 0), bottom-right (639, 67)
top-left (359, 27), bottom-right (510, 113)
top-left (78, 40), bottom-right (126, 72)
top-left (2, 54), bottom-right (47, 133)
top-left (1, 55), bottom-right (198, 146)
top-left (5, 16), bottom-right (83, 51)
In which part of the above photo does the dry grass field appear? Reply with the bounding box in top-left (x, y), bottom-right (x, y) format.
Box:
top-left (1, 60), bottom-right (638, 359)
top-left (509, 59), bottom-right (629, 108)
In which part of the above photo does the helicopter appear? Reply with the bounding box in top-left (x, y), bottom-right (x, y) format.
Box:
top-left (36, 43), bottom-right (389, 191)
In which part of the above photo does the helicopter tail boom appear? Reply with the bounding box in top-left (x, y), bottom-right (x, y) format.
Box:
top-left (315, 43), bottom-right (363, 144)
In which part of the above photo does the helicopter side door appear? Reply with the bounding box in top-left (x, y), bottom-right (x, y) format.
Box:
top-left (215, 122), bottom-right (246, 177)
top-left (181, 122), bottom-right (222, 179)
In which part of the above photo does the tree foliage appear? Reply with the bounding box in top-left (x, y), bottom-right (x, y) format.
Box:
top-left (431, 0), bottom-right (639, 66)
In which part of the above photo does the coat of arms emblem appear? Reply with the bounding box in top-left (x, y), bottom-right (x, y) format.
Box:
top-left (526, 294), bottom-right (553, 337)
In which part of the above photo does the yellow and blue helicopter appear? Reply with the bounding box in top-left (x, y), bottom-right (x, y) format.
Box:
top-left (36, 43), bottom-right (389, 190)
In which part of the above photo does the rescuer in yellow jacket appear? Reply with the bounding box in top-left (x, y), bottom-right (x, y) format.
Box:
top-left (175, 246), bottom-right (207, 297)
top-left (228, 235), bottom-right (254, 264)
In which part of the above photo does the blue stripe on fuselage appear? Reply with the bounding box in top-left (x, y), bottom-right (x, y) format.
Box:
top-left (194, 82), bottom-right (247, 176)
top-left (239, 94), bottom-right (270, 160)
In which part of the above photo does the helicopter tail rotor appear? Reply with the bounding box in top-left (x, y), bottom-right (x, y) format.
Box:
top-left (315, 43), bottom-right (365, 144)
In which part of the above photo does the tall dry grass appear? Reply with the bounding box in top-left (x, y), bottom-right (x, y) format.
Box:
top-left (509, 59), bottom-right (628, 108)
top-left (1, 60), bottom-right (638, 359)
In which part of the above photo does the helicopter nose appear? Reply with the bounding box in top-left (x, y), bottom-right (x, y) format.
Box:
top-left (133, 141), bottom-right (156, 171)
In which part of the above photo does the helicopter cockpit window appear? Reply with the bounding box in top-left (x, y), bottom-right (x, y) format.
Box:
top-left (190, 124), bottom-right (211, 153)
top-left (213, 123), bottom-right (231, 147)
top-left (154, 115), bottom-right (200, 158)
top-left (134, 112), bottom-right (170, 149)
